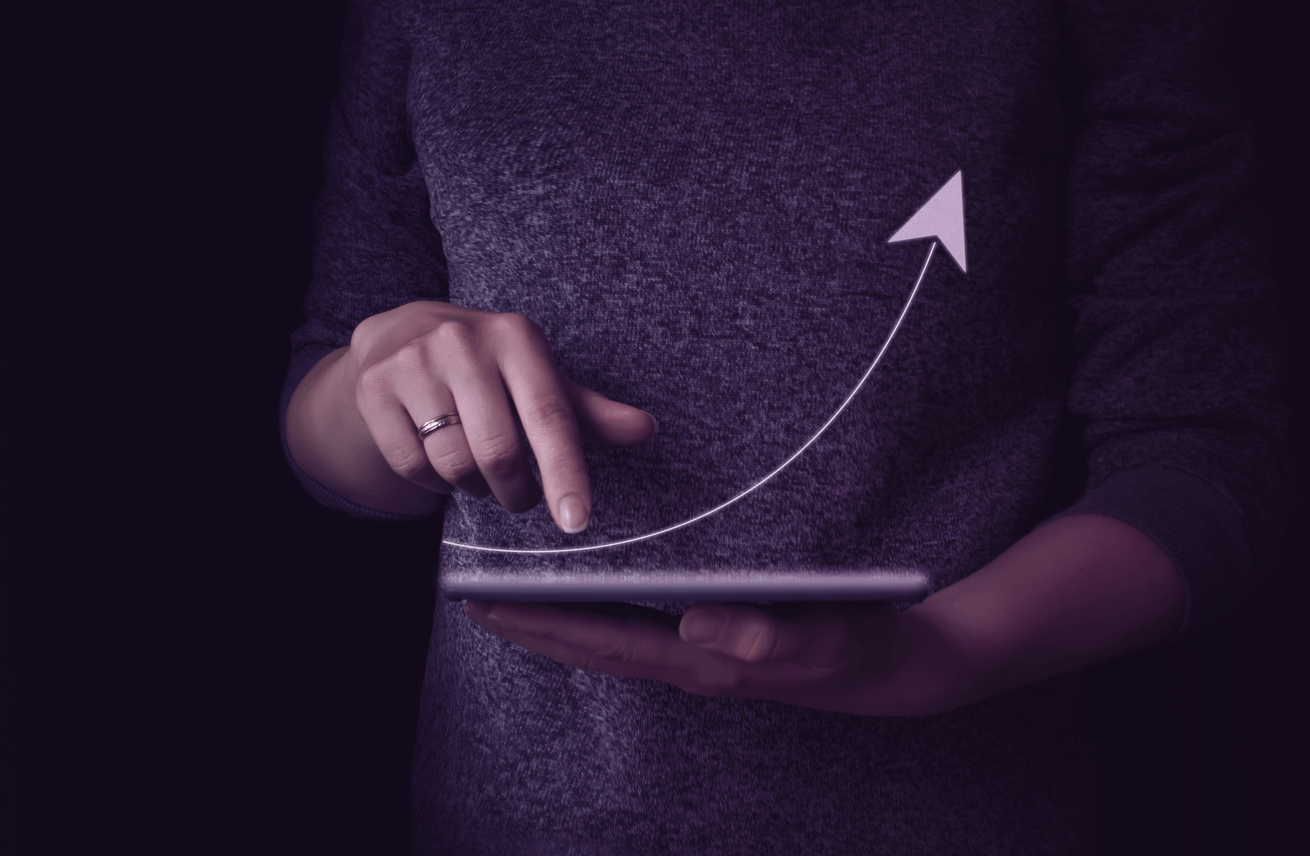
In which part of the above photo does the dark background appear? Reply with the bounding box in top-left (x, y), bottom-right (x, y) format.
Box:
top-left (7, 1), bottom-right (1305, 853)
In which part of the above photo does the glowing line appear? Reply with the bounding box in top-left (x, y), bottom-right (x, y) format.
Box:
top-left (444, 241), bottom-right (938, 554)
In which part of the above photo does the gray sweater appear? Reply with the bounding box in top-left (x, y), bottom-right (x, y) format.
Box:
top-left (281, 1), bottom-right (1294, 852)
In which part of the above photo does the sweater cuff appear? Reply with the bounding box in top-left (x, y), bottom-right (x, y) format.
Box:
top-left (278, 344), bottom-right (439, 523)
top-left (1032, 466), bottom-right (1250, 644)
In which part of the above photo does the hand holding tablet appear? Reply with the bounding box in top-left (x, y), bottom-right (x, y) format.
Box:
top-left (463, 592), bottom-right (957, 717)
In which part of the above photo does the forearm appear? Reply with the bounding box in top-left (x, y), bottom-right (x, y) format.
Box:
top-left (286, 346), bottom-right (442, 516)
top-left (915, 513), bottom-right (1186, 710)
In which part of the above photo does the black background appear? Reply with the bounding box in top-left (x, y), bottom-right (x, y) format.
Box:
top-left (6, 1), bottom-right (1305, 853)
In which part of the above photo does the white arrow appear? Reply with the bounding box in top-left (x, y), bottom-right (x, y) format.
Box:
top-left (445, 172), bottom-right (967, 554)
top-left (887, 170), bottom-right (966, 273)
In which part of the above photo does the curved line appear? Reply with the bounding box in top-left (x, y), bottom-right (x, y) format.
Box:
top-left (444, 241), bottom-right (938, 555)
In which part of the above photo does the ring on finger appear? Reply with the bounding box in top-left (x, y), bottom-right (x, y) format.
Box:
top-left (418, 413), bottom-right (462, 439)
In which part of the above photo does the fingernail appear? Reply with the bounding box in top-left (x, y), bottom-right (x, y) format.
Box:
top-left (558, 494), bottom-right (589, 533)
top-left (642, 410), bottom-right (659, 436)
top-left (681, 608), bottom-right (726, 645)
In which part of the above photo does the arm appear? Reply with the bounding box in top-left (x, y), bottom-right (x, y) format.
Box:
top-left (916, 512), bottom-right (1183, 710)
top-left (464, 512), bottom-right (1184, 716)
top-left (1053, 0), bottom-right (1295, 634)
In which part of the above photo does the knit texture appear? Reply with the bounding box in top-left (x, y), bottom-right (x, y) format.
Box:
top-left (280, 1), bottom-right (1294, 851)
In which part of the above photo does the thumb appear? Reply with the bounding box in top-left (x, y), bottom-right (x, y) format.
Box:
top-left (561, 375), bottom-right (657, 446)
top-left (679, 604), bottom-right (798, 664)
top-left (680, 603), bottom-right (863, 669)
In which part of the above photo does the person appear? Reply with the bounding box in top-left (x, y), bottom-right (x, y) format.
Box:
top-left (281, 0), bottom-right (1294, 852)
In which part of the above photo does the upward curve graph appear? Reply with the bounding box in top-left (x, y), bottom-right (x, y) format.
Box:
top-left (443, 171), bottom-right (968, 555)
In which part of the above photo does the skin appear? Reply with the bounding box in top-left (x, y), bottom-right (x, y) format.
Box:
top-left (287, 300), bottom-right (658, 524)
top-left (465, 512), bottom-right (1184, 715)
top-left (288, 300), bottom-right (1186, 717)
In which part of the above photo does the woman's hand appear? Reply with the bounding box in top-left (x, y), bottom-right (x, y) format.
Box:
top-left (464, 514), bottom-right (1185, 716)
top-left (464, 599), bottom-right (959, 716)
top-left (287, 301), bottom-right (656, 524)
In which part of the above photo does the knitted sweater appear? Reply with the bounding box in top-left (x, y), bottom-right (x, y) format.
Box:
top-left (280, 1), bottom-right (1294, 852)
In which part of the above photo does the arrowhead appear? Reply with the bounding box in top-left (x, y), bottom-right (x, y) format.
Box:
top-left (887, 171), bottom-right (967, 273)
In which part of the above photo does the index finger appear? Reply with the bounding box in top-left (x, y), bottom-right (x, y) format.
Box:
top-left (492, 315), bottom-right (592, 533)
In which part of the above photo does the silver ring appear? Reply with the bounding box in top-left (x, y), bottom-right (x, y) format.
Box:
top-left (418, 413), bottom-right (461, 439)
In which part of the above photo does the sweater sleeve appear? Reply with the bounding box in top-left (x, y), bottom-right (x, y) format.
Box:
top-left (1033, 0), bottom-right (1296, 640)
top-left (279, 0), bottom-right (448, 521)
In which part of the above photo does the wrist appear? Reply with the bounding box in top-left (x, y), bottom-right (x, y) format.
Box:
top-left (889, 605), bottom-right (976, 715)
top-left (839, 606), bottom-right (971, 717)
top-left (288, 346), bottom-right (442, 516)
top-left (286, 346), bottom-right (349, 473)
top-left (906, 514), bottom-right (1184, 710)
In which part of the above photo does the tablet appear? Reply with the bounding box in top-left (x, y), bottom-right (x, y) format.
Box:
top-left (439, 569), bottom-right (933, 603)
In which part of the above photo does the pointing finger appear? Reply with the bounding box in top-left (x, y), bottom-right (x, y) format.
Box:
top-left (493, 315), bottom-right (593, 533)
